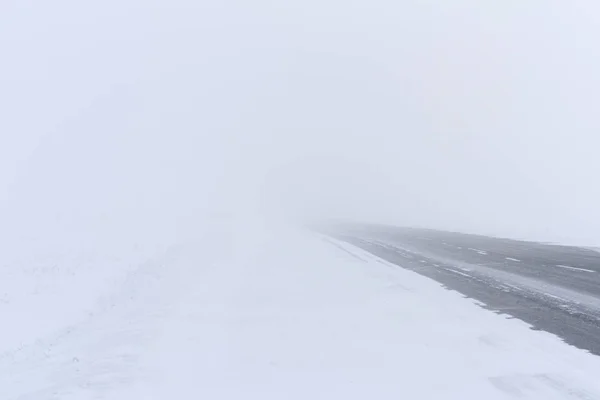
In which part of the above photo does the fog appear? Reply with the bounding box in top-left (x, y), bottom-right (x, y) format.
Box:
top-left (1, 0), bottom-right (600, 248)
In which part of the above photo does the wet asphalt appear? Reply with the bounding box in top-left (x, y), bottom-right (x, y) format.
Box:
top-left (332, 225), bottom-right (600, 356)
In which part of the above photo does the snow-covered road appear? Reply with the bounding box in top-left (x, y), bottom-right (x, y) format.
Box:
top-left (3, 228), bottom-right (600, 399)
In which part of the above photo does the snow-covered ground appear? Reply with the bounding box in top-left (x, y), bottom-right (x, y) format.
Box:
top-left (2, 227), bottom-right (600, 399)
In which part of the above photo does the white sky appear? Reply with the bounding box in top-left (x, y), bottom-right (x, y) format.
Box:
top-left (1, 0), bottom-right (600, 245)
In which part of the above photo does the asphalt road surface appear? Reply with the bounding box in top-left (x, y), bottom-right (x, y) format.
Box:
top-left (330, 224), bottom-right (600, 356)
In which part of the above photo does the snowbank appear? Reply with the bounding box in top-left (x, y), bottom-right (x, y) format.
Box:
top-left (0, 234), bottom-right (170, 357)
top-left (2, 227), bottom-right (600, 399)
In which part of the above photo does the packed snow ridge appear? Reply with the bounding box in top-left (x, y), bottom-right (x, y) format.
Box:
top-left (2, 226), bottom-right (600, 399)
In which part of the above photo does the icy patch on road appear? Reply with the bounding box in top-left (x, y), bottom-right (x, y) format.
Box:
top-left (367, 237), bottom-right (600, 316)
top-left (469, 248), bottom-right (490, 255)
top-left (555, 265), bottom-right (595, 273)
top-left (445, 269), bottom-right (473, 278)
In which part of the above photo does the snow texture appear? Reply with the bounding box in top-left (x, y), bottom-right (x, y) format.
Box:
top-left (2, 227), bottom-right (600, 399)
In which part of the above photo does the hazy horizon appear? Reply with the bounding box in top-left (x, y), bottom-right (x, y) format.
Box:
top-left (2, 0), bottom-right (600, 246)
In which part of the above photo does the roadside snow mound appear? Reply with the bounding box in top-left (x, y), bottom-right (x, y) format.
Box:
top-left (2, 227), bottom-right (600, 399)
top-left (0, 237), bottom-right (168, 356)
